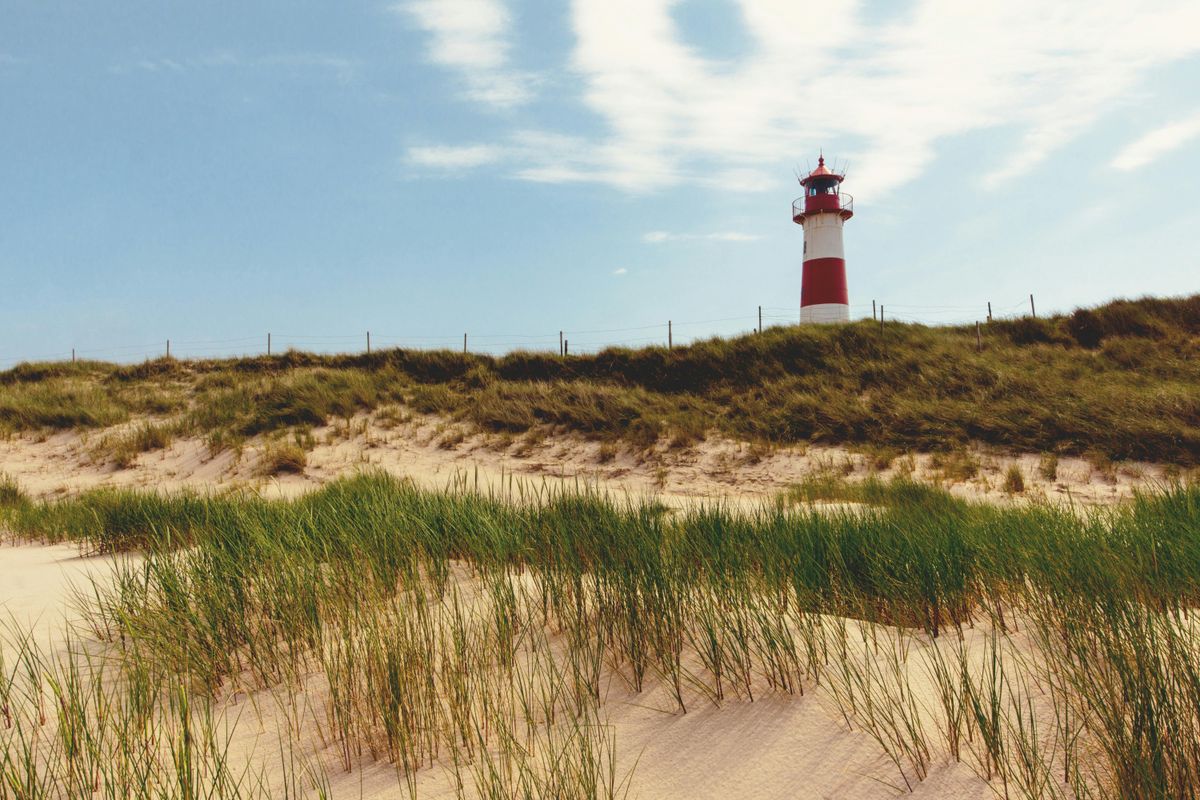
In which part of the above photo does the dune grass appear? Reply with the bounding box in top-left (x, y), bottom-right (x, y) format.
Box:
top-left (3, 472), bottom-right (1200, 796)
top-left (1, 295), bottom-right (1198, 464)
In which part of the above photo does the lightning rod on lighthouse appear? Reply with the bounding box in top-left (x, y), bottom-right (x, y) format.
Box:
top-left (793, 155), bottom-right (853, 323)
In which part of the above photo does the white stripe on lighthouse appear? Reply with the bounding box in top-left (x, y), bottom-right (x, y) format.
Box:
top-left (802, 216), bottom-right (845, 261)
top-left (801, 303), bottom-right (849, 323)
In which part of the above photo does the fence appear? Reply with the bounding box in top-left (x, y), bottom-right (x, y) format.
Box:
top-left (0, 296), bottom-right (1042, 370)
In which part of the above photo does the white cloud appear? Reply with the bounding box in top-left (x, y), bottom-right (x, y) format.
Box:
top-left (612, 267), bottom-right (628, 275)
top-left (407, 144), bottom-right (505, 169)
top-left (394, 0), bottom-right (534, 107)
top-left (642, 230), bottom-right (760, 243)
top-left (1111, 114), bottom-right (1200, 171)
top-left (408, 0), bottom-right (1200, 198)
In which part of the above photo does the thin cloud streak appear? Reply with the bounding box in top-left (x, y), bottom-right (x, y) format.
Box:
top-left (1111, 114), bottom-right (1200, 171)
top-left (407, 144), bottom-right (505, 169)
top-left (642, 231), bottom-right (760, 243)
top-left (109, 52), bottom-right (360, 82)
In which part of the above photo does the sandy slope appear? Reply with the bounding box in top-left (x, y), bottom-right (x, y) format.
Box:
top-left (0, 417), bottom-right (1158, 797)
top-left (0, 541), bottom-right (135, 659)
top-left (0, 411), bottom-right (1169, 508)
top-left (0, 534), bottom-right (1047, 799)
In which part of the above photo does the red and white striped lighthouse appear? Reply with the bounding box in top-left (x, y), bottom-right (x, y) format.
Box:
top-left (793, 155), bottom-right (853, 323)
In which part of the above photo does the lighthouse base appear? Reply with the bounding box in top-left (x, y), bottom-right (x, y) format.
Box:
top-left (801, 303), bottom-right (850, 324)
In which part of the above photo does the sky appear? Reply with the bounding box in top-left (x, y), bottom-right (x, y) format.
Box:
top-left (2, 0), bottom-right (1199, 365)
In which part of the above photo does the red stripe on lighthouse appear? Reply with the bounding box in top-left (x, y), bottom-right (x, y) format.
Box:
top-left (801, 257), bottom-right (848, 306)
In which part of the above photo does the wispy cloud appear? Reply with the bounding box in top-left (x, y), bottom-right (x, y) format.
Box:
top-left (642, 230), bottom-right (760, 243)
top-left (612, 267), bottom-right (628, 275)
top-left (109, 52), bottom-right (359, 82)
top-left (407, 0), bottom-right (1200, 197)
top-left (1111, 113), bottom-right (1200, 171)
top-left (406, 144), bottom-right (505, 169)
top-left (393, 0), bottom-right (535, 108)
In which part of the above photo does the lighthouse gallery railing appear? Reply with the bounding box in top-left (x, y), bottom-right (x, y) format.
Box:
top-left (792, 192), bottom-right (853, 221)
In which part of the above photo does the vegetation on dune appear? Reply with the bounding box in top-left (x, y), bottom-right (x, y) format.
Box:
top-left (0, 472), bottom-right (24, 508)
top-left (2, 473), bottom-right (1200, 797)
top-left (257, 441), bottom-right (308, 476)
top-left (1, 295), bottom-right (1198, 463)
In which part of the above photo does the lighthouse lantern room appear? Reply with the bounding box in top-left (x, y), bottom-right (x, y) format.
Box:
top-left (793, 155), bottom-right (853, 323)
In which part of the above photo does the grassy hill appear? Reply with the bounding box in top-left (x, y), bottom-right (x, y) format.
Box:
top-left (2, 295), bottom-right (1198, 464)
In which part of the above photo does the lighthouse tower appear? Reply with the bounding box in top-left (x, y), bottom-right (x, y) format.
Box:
top-left (793, 155), bottom-right (853, 323)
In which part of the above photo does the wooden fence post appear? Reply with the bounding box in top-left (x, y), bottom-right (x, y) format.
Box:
top-left (463, 333), bottom-right (467, 354)
top-left (668, 320), bottom-right (673, 350)
top-left (976, 321), bottom-right (982, 352)
top-left (1030, 294), bottom-right (1036, 318)
top-left (267, 333), bottom-right (271, 356)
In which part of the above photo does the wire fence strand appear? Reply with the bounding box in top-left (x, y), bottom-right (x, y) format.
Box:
top-left (0, 297), bottom-right (1044, 368)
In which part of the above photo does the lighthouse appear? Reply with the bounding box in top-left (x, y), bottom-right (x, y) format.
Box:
top-left (793, 155), bottom-right (853, 323)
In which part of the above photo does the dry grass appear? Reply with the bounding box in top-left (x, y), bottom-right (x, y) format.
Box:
top-left (1038, 453), bottom-right (1059, 482)
top-left (597, 442), bottom-right (618, 463)
top-left (1003, 464), bottom-right (1025, 494)
top-left (931, 449), bottom-right (980, 483)
top-left (93, 420), bottom-right (177, 468)
top-left (258, 442), bottom-right (308, 476)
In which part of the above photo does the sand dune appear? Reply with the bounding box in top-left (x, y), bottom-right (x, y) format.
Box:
top-left (0, 411), bottom-right (1164, 508)
top-left (0, 532), bottom-right (1057, 799)
top-left (0, 418), bottom-right (1174, 798)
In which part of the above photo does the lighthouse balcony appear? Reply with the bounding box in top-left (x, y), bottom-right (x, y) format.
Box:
top-left (793, 193), bottom-right (853, 224)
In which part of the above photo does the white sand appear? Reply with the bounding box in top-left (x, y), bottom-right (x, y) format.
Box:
top-left (0, 412), bottom-right (1167, 508)
top-left (0, 532), bottom-right (1029, 798)
top-left (0, 540), bottom-right (130, 659)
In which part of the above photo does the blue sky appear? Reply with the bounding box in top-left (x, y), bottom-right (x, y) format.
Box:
top-left (2, 1), bottom-right (1199, 366)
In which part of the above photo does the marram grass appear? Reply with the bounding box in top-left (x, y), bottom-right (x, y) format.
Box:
top-left (2, 473), bottom-right (1199, 798)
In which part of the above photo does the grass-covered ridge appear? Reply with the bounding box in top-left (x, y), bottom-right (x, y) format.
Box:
top-left (2, 294), bottom-right (1198, 463)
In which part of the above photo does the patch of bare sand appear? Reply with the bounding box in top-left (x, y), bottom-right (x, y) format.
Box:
top-left (0, 412), bottom-right (1173, 509)
top-left (0, 541), bottom-right (134, 659)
